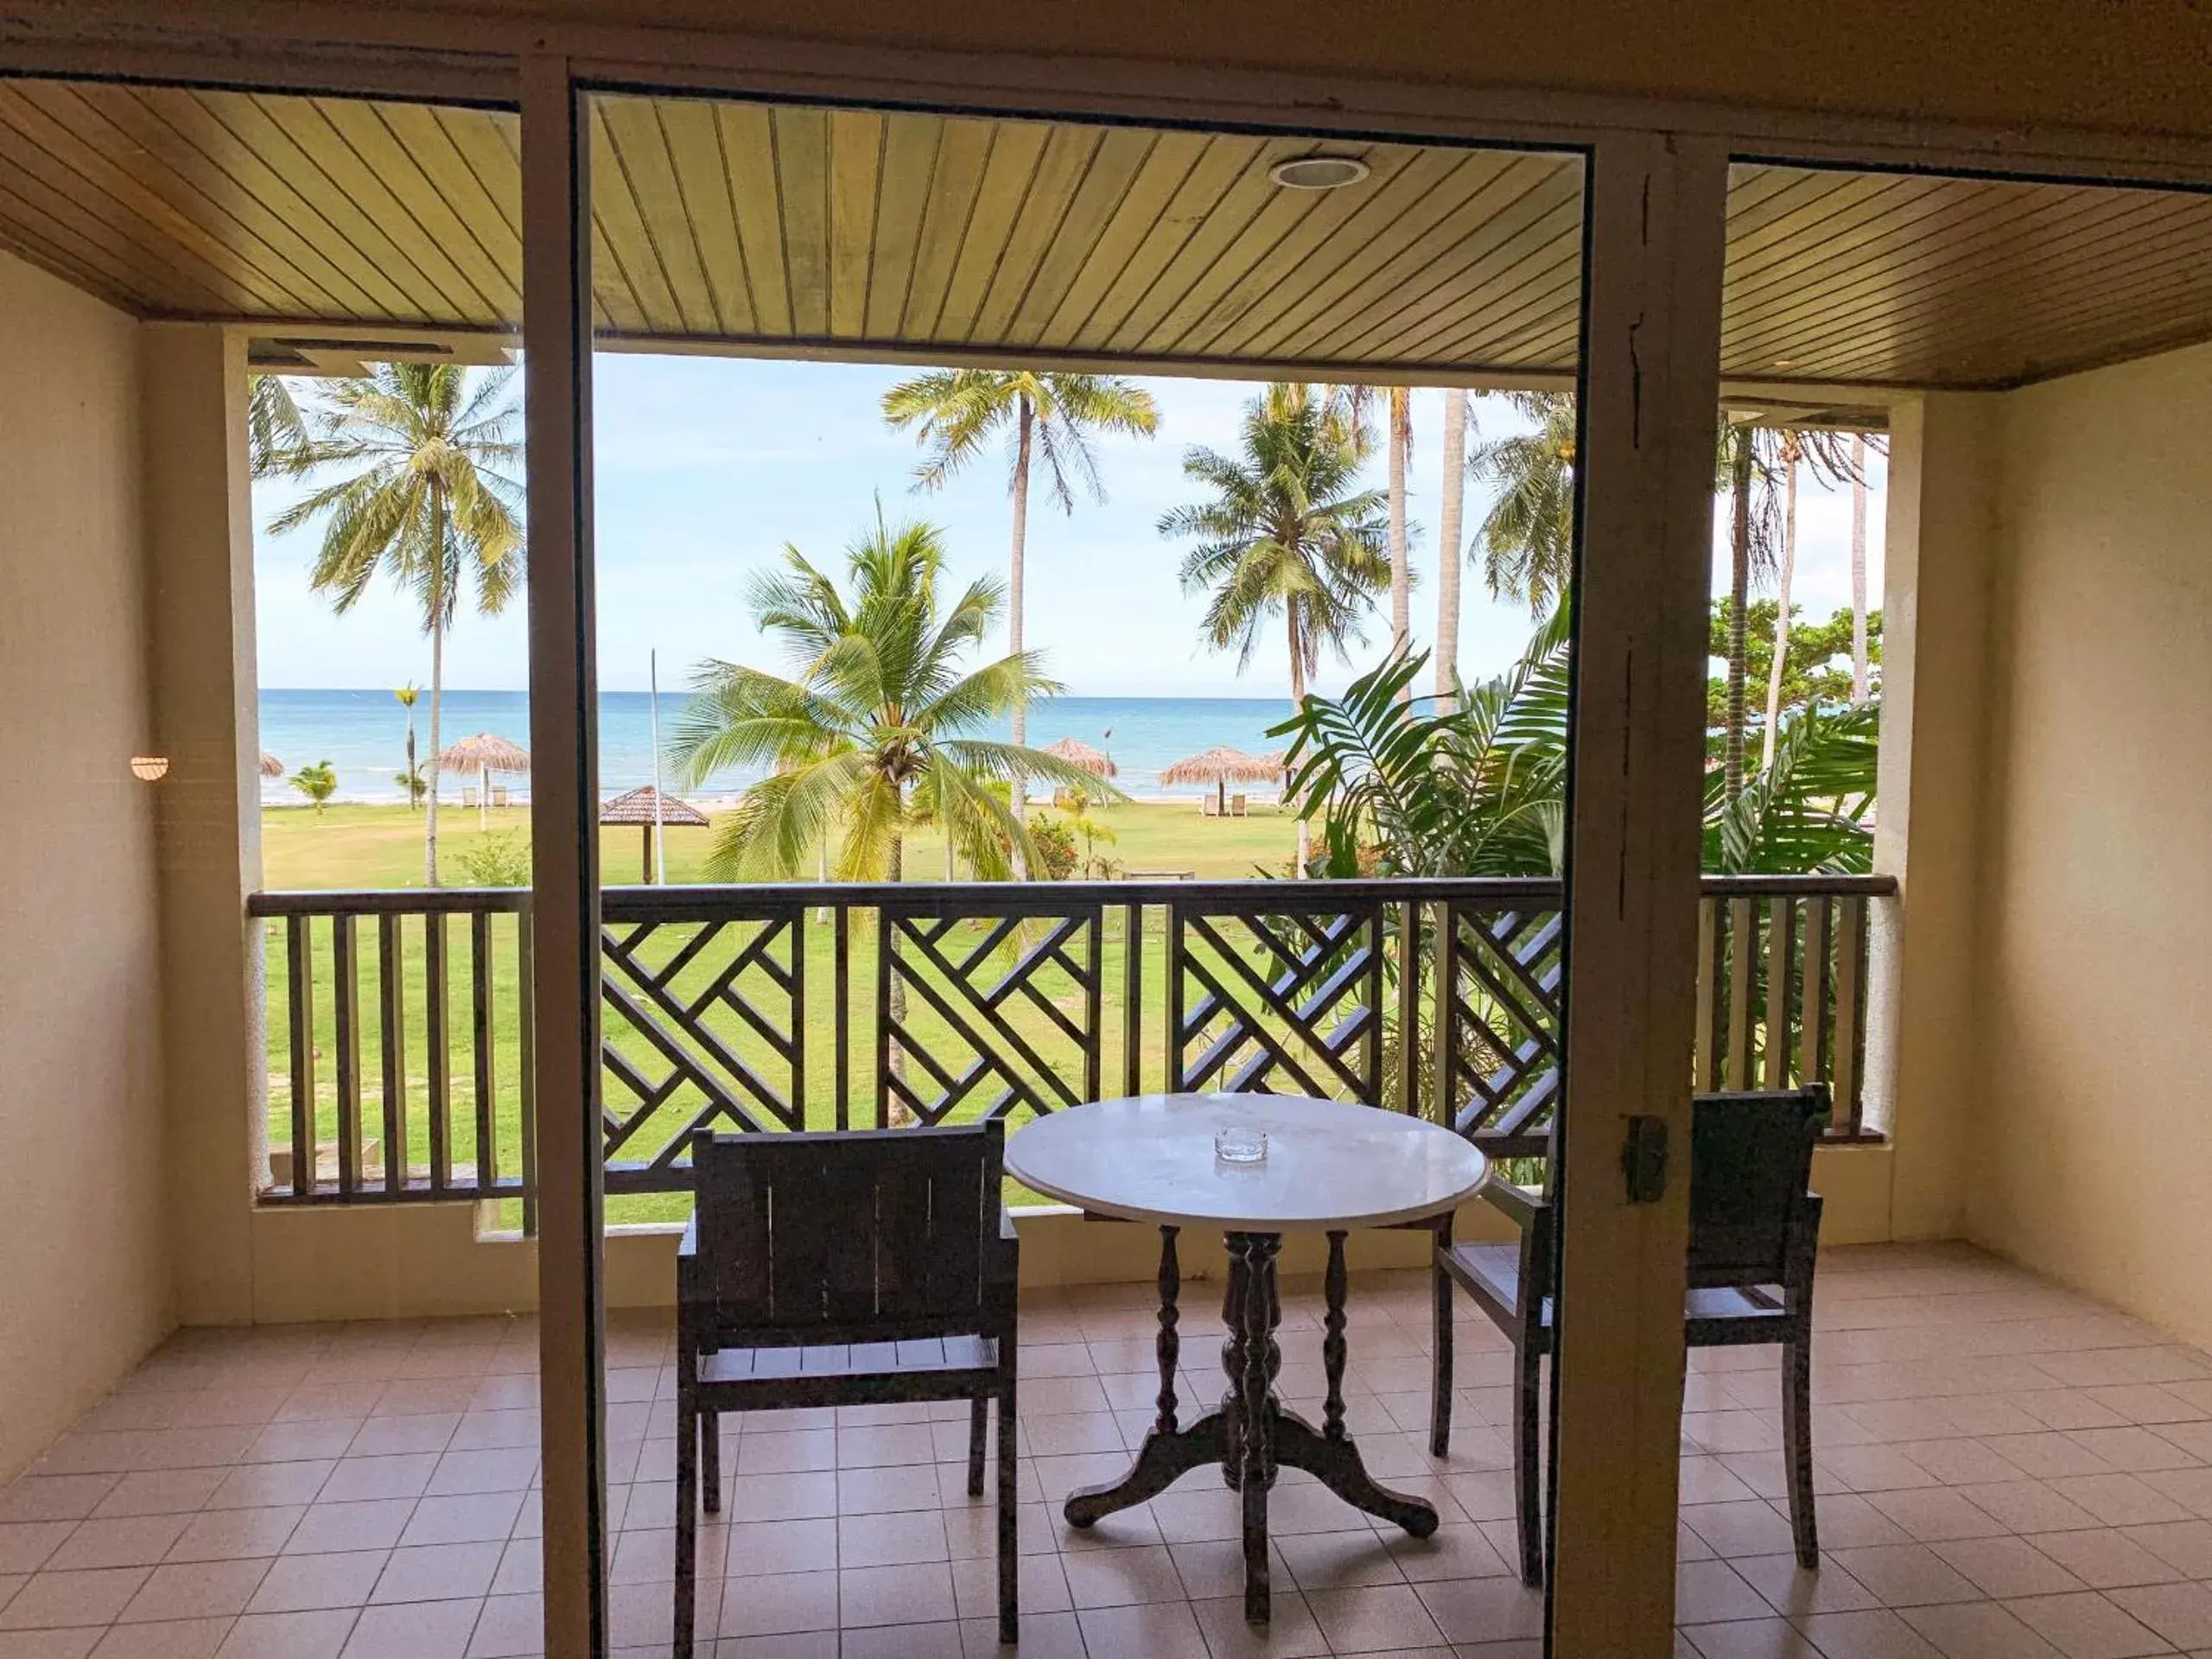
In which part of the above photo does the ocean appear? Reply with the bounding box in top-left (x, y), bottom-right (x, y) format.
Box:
top-left (257, 689), bottom-right (1300, 805)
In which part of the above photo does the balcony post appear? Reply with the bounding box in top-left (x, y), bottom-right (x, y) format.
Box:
top-left (521, 55), bottom-right (608, 1659)
top-left (1545, 132), bottom-right (1729, 1656)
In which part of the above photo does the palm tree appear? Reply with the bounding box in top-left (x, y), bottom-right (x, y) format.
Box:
top-left (1434, 390), bottom-right (1470, 695)
top-left (270, 364), bottom-right (524, 887)
top-left (1468, 391), bottom-right (1578, 614)
top-left (880, 370), bottom-right (1160, 835)
top-left (1717, 421), bottom-right (1860, 806)
top-left (247, 374), bottom-right (308, 479)
top-left (289, 760), bottom-right (338, 816)
top-left (666, 516), bottom-right (1118, 886)
top-left (1159, 383), bottom-right (1392, 874)
top-left (1850, 432), bottom-right (1872, 703)
top-left (1760, 432), bottom-right (1804, 772)
top-left (394, 683), bottom-right (423, 809)
top-left (1388, 386), bottom-right (1414, 662)
top-left (1314, 385), bottom-right (1415, 690)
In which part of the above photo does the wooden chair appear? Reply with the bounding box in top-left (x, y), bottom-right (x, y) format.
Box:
top-left (676, 1120), bottom-right (1021, 1655)
top-left (1429, 1085), bottom-right (1828, 1586)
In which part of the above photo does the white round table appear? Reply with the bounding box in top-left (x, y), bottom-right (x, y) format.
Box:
top-left (1006, 1093), bottom-right (1489, 1624)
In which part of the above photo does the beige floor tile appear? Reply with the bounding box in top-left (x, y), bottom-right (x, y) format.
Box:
top-left (400, 1493), bottom-right (524, 1549)
top-left (2106, 1582), bottom-right (2212, 1650)
top-left (1075, 1599), bottom-right (1210, 1659)
top-left (340, 1599), bottom-right (480, 1659)
top-left (1902, 1600), bottom-right (2069, 1658)
top-left (0, 1567), bottom-right (150, 1632)
top-left (370, 1541), bottom-right (504, 1605)
top-left (2002, 1592), bottom-right (2173, 1659)
top-left (88, 1617), bottom-right (231, 1659)
top-left (280, 1502), bottom-right (410, 1558)
top-left (461, 1593), bottom-right (541, 1659)
top-left (1791, 1608), bottom-right (1946, 1659)
top-left (0, 1534), bottom-right (72, 1580)
top-left (1409, 1575), bottom-right (1543, 1645)
top-left (1930, 1536), bottom-right (2088, 1599)
top-left (1189, 1588), bottom-right (1330, 1657)
top-left (1731, 1553), bottom-right (1883, 1618)
top-left (715, 1572), bottom-right (837, 1640)
top-left (1677, 1561), bottom-right (1773, 1626)
top-left (244, 1551), bottom-right (386, 1617)
top-left (115, 1560), bottom-right (269, 1625)
top-left (213, 1609), bottom-right (357, 1659)
top-left (836, 1510), bottom-right (947, 1569)
top-left (1827, 1544), bottom-right (1983, 1608)
top-left (0, 1483), bottom-right (119, 1527)
top-left (89, 1476), bottom-right (225, 1521)
top-left (1682, 1618), bottom-right (1823, 1659)
top-left (0, 1628), bottom-right (104, 1657)
top-left (957, 1608), bottom-right (1083, 1658)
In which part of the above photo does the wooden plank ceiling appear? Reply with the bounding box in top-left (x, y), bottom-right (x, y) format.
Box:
top-left (4, 77), bottom-right (2212, 389)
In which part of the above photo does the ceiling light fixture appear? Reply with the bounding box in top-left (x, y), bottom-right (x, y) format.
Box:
top-left (1268, 155), bottom-right (1370, 191)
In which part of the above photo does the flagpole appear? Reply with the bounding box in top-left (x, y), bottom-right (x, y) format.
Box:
top-left (649, 650), bottom-right (667, 885)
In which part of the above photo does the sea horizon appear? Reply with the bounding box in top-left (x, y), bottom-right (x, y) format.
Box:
top-left (257, 687), bottom-right (1301, 805)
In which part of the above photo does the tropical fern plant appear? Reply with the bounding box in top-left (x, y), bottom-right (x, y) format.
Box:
top-left (1273, 611), bottom-right (1570, 878)
top-left (1277, 607), bottom-right (1877, 877)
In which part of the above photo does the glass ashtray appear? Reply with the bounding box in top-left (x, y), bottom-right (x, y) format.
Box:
top-left (1214, 1126), bottom-right (1268, 1165)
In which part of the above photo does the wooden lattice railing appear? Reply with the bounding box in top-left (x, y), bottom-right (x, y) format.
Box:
top-left (250, 873), bottom-right (1893, 1214)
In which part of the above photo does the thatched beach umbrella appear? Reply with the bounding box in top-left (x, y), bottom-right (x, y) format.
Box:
top-left (1041, 736), bottom-right (1118, 779)
top-left (258, 751), bottom-right (284, 779)
top-left (1159, 745), bottom-right (1284, 817)
top-left (437, 732), bottom-right (530, 829)
top-left (600, 785), bottom-right (708, 884)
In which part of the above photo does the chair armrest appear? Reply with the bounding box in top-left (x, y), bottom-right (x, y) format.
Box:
top-left (987, 1205), bottom-right (1021, 1284)
top-left (677, 1215), bottom-right (701, 1297)
top-left (1480, 1177), bottom-right (1548, 1234)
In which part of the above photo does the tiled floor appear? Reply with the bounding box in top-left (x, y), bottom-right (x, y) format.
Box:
top-left (5, 1243), bottom-right (2212, 1656)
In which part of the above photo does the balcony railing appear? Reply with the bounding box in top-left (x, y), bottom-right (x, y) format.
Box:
top-left (247, 874), bottom-right (1893, 1215)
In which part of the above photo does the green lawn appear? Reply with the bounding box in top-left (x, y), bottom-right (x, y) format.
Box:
top-left (260, 798), bottom-right (1298, 891)
top-left (259, 799), bottom-right (1308, 1227)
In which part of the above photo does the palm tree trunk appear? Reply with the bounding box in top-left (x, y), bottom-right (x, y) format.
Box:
top-left (887, 830), bottom-right (911, 1122)
top-left (424, 485), bottom-right (447, 887)
top-left (1761, 449), bottom-right (1799, 772)
top-left (1008, 396), bottom-right (1033, 845)
top-left (404, 717), bottom-right (417, 810)
top-left (1288, 610), bottom-right (1310, 878)
top-left (1435, 389), bottom-right (1467, 699)
top-left (426, 616), bottom-right (444, 887)
top-left (1388, 387), bottom-right (1412, 694)
top-left (1850, 433), bottom-right (1871, 703)
top-left (1725, 435), bottom-right (1753, 807)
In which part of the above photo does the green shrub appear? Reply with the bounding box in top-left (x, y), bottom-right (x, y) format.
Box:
top-left (1026, 815), bottom-right (1079, 880)
top-left (454, 830), bottom-right (531, 887)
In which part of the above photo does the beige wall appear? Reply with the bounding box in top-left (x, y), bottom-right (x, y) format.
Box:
top-left (1965, 340), bottom-right (2212, 1347)
top-left (143, 326), bottom-right (263, 1326)
top-left (1869, 392), bottom-right (2002, 1242)
top-left (0, 251), bottom-right (172, 1483)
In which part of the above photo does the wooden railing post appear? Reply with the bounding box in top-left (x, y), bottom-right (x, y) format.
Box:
top-left (332, 912), bottom-right (359, 1198)
top-left (284, 914), bottom-right (315, 1198)
top-left (378, 913), bottom-right (406, 1193)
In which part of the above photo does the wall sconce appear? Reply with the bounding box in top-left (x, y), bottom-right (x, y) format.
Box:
top-left (130, 755), bottom-right (169, 782)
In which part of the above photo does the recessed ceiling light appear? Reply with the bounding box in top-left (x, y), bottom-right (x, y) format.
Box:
top-left (1268, 155), bottom-right (1370, 191)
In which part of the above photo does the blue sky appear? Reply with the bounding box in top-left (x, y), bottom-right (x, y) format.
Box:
top-left (252, 356), bottom-right (1885, 696)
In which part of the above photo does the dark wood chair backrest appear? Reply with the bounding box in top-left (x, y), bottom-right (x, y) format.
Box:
top-left (1686, 1086), bottom-right (1829, 1290)
top-left (689, 1119), bottom-right (1006, 1348)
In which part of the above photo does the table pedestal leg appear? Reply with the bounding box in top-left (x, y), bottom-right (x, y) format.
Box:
top-left (1064, 1227), bottom-right (1440, 1626)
